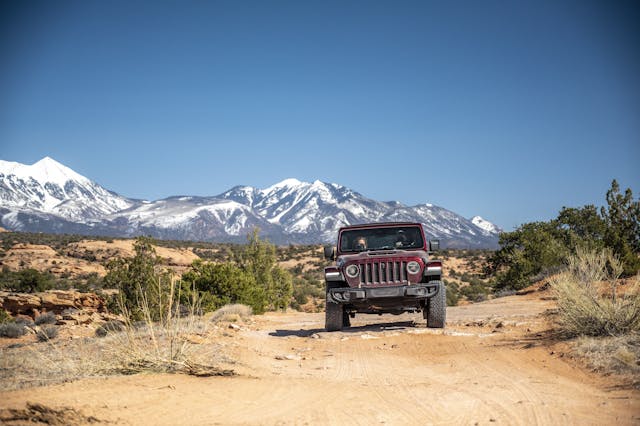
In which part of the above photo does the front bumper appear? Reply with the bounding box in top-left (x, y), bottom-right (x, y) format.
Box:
top-left (328, 283), bottom-right (439, 304)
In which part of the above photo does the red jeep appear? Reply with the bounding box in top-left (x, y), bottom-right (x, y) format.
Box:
top-left (323, 222), bottom-right (445, 331)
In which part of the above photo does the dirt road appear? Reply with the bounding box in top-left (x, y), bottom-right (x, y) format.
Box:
top-left (2, 293), bottom-right (639, 425)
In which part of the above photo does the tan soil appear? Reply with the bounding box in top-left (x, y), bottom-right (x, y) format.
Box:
top-left (68, 240), bottom-right (200, 273)
top-left (1, 240), bottom-right (201, 278)
top-left (1, 291), bottom-right (638, 425)
top-left (1, 244), bottom-right (106, 276)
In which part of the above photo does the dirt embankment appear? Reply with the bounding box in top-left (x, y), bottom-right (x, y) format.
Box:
top-left (1, 290), bottom-right (638, 425)
top-left (0, 240), bottom-right (201, 277)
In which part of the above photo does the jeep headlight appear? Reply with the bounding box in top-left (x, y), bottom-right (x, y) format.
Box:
top-left (345, 264), bottom-right (360, 278)
top-left (406, 261), bottom-right (420, 274)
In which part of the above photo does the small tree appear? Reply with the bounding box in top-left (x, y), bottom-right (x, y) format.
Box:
top-left (601, 180), bottom-right (640, 275)
top-left (234, 228), bottom-right (293, 311)
top-left (487, 180), bottom-right (639, 290)
top-left (487, 221), bottom-right (568, 290)
top-left (104, 237), bottom-right (172, 321)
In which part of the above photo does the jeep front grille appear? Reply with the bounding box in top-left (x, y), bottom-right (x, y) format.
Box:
top-left (359, 261), bottom-right (407, 286)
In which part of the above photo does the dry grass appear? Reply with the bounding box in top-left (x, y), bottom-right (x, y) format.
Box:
top-left (1, 336), bottom-right (106, 390)
top-left (209, 304), bottom-right (253, 323)
top-left (0, 279), bottom-right (235, 391)
top-left (551, 248), bottom-right (640, 387)
top-left (0, 402), bottom-right (101, 425)
top-left (35, 325), bottom-right (59, 342)
top-left (0, 317), bottom-right (233, 390)
top-left (99, 313), bottom-right (231, 377)
top-left (572, 333), bottom-right (640, 388)
top-left (551, 248), bottom-right (640, 337)
top-left (92, 277), bottom-right (234, 377)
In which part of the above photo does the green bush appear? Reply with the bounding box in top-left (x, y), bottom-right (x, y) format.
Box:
top-left (461, 283), bottom-right (489, 303)
top-left (183, 230), bottom-right (294, 314)
top-left (0, 309), bottom-right (13, 324)
top-left (487, 180), bottom-right (639, 291)
top-left (445, 281), bottom-right (460, 306)
top-left (181, 260), bottom-right (265, 313)
top-left (0, 268), bottom-right (55, 293)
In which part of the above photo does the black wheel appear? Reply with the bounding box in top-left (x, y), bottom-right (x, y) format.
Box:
top-left (325, 298), bottom-right (343, 331)
top-left (424, 281), bottom-right (446, 328)
top-left (343, 311), bottom-right (351, 328)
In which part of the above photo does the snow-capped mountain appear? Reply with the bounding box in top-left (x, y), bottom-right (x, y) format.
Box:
top-left (219, 179), bottom-right (396, 241)
top-left (471, 216), bottom-right (503, 235)
top-left (0, 157), bottom-right (502, 247)
top-left (0, 157), bottom-right (136, 223)
top-left (107, 196), bottom-right (281, 241)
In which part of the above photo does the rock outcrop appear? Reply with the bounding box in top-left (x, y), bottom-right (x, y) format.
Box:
top-left (0, 290), bottom-right (107, 318)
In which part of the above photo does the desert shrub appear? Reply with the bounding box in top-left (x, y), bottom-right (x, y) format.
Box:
top-left (0, 268), bottom-right (55, 293)
top-left (209, 304), bottom-right (253, 323)
top-left (487, 180), bottom-right (639, 290)
top-left (0, 309), bottom-right (13, 324)
top-left (36, 325), bottom-right (59, 341)
top-left (445, 281), bottom-right (460, 306)
top-left (494, 288), bottom-right (517, 298)
top-left (233, 229), bottom-right (293, 312)
top-left (101, 288), bottom-right (231, 377)
top-left (104, 237), bottom-right (174, 321)
top-left (184, 229), bottom-right (293, 314)
top-left (572, 334), bottom-right (640, 387)
top-left (461, 283), bottom-right (489, 303)
top-left (0, 322), bottom-right (26, 338)
top-left (75, 272), bottom-right (105, 292)
top-left (552, 248), bottom-right (640, 337)
top-left (14, 317), bottom-right (35, 327)
top-left (291, 279), bottom-right (324, 310)
top-left (95, 320), bottom-right (126, 337)
top-left (487, 221), bottom-right (569, 290)
top-left (181, 261), bottom-right (264, 313)
top-left (34, 312), bottom-right (57, 325)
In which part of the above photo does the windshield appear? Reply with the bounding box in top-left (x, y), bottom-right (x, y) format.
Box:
top-left (339, 226), bottom-right (424, 253)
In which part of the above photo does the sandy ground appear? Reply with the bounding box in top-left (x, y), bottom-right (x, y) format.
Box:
top-left (1, 293), bottom-right (639, 425)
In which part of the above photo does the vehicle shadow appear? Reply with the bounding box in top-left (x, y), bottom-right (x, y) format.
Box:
top-left (269, 320), bottom-right (421, 337)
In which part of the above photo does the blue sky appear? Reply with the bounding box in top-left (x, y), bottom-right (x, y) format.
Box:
top-left (1, 0), bottom-right (638, 231)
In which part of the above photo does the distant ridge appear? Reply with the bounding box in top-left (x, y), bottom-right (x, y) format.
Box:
top-left (0, 157), bottom-right (502, 248)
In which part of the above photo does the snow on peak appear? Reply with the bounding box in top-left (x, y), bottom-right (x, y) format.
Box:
top-left (261, 178), bottom-right (305, 194)
top-left (0, 156), bottom-right (132, 218)
top-left (0, 156), bottom-right (90, 186)
top-left (471, 216), bottom-right (501, 234)
top-left (274, 178), bottom-right (303, 187)
top-left (34, 157), bottom-right (91, 185)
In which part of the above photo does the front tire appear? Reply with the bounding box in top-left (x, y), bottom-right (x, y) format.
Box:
top-left (424, 281), bottom-right (446, 328)
top-left (325, 298), bottom-right (343, 331)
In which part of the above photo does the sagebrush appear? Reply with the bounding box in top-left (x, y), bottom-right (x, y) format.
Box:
top-left (552, 248), bottom-right (640, 337)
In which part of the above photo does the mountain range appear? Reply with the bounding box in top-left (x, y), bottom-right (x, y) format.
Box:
top-left (0, 157), bottom-right (502, 248)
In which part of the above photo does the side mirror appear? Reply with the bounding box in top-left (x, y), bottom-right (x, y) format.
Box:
top-left (323, 245), bottom-right (335, 260)
top-left (429, 240), bottom-right (440, 251)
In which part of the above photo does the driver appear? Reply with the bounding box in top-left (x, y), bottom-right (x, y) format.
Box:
top-left (395, 231), bottom-right (408, 248)
top-left (354, 236), bottom-right (367, 250)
